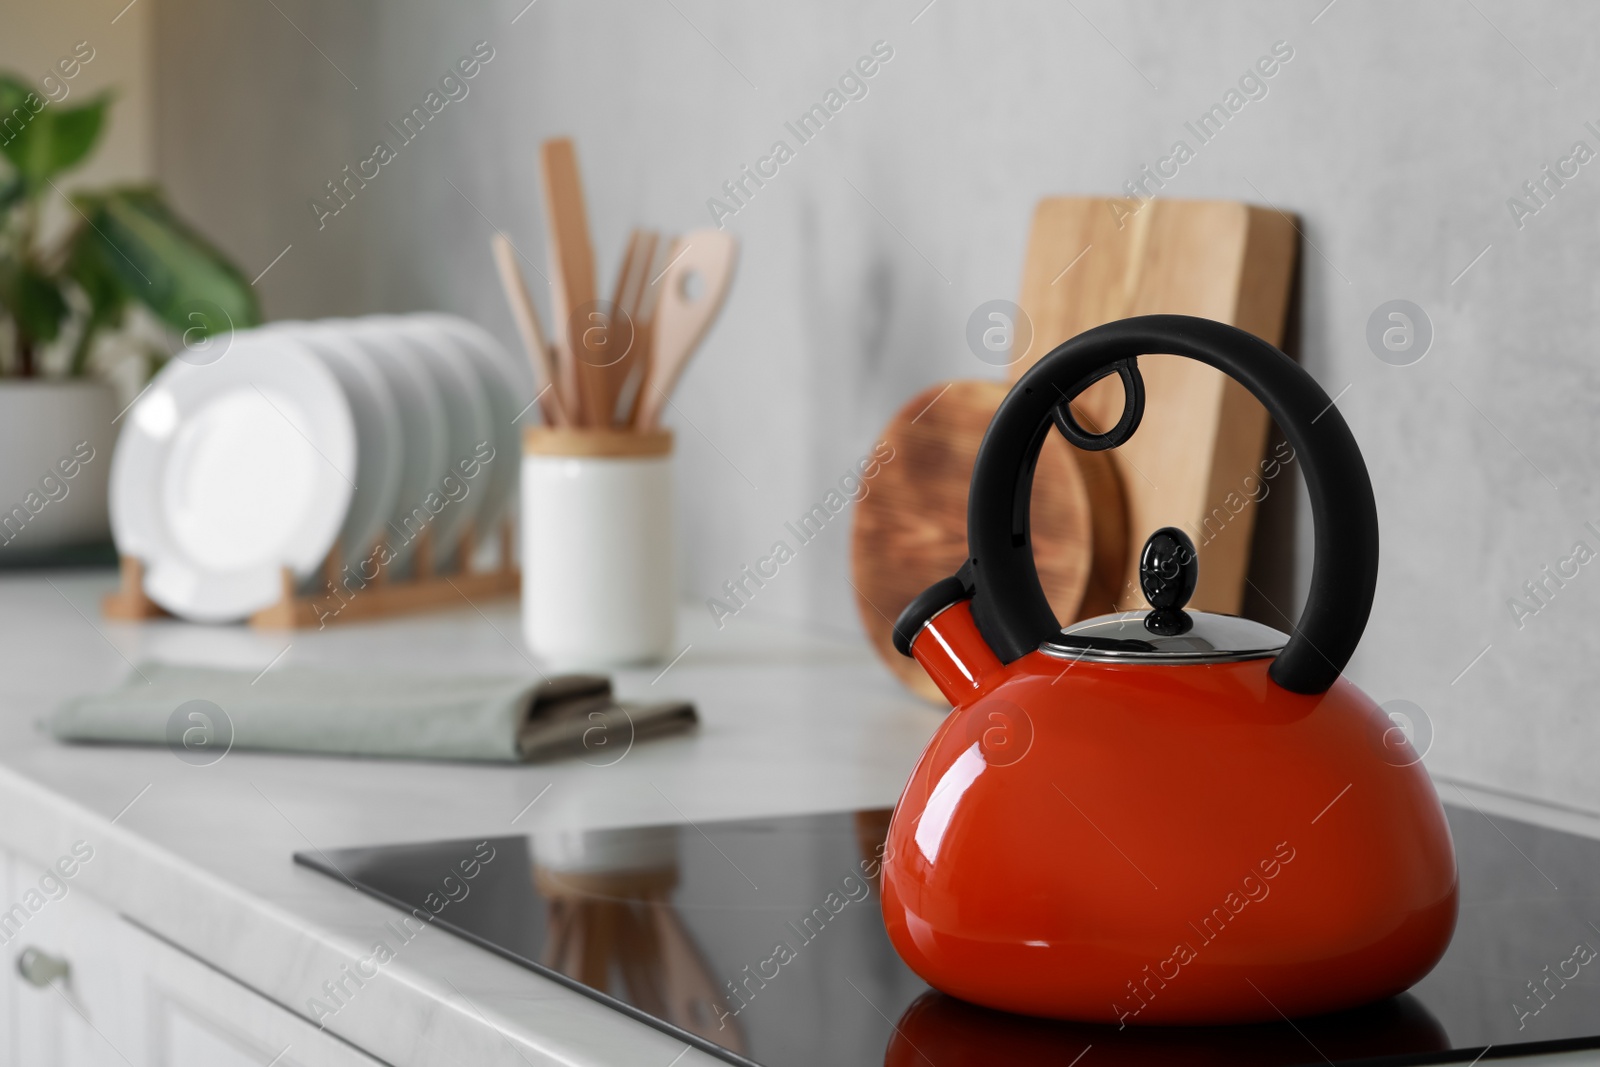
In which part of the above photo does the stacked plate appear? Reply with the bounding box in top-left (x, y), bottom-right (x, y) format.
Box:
top-left (110, 314), bottom-right (532, 623)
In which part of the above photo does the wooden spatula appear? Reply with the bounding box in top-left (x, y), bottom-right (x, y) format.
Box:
top-left (635, 230), bottom-right (738, 431)
top-left (490, 232), bottom-right (567, 426)
top-left (598, 230), bottom-right (651, 425)
top-left (538, 138), bottom-right (603, 425)
top-left (622, 234), bottom-right (669, 428)
top-left (607, 230), bottom-right (656, 426)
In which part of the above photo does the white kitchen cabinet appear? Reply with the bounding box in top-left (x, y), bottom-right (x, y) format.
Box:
top-left (2, 852), bottom-right (383, 1067)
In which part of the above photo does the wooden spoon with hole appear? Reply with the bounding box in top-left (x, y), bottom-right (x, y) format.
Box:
top-left (634, 230), bottom-right (737, 431)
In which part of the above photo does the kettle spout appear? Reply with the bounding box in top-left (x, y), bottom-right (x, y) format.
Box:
top-left (909, 600), bottom-right (1005, 705)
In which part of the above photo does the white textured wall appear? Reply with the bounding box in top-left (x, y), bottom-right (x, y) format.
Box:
top-left (151, 0), bottom-right (1600, 813)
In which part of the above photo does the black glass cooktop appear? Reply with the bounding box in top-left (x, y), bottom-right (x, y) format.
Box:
top-left (296, 803), bottom-right (1600, 1066)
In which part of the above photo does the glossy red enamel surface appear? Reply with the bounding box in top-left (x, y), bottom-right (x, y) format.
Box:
top-left (884, 616), bottom-right (1458, 1025)
top-left (910, 602), bottom-right (1005, 704)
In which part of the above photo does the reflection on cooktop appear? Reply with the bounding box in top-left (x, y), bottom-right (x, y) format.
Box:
top-left (295, 804), bottom-right (1600, 1066)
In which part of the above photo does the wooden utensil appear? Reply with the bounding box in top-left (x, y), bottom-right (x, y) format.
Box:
top-left (634, 230), bottom-right (737, 431)
top-left (597, 230), bottom-right (642, 425)
top-left (1012, 197), bottom-right (1298, 614)
top-left (490, 232), bottom-right (567, 426)
top-left (603, 229), bottom-right (657, 426)
top-left (622, 234), bottom-right (670, 427)
top-left (850, 380), bottom-right (1127, 704)
top-left (538, 137), bottom-right (603, 425)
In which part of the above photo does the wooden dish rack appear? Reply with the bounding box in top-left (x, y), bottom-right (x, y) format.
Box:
top-left (102, 520), bottom-right (519, 629)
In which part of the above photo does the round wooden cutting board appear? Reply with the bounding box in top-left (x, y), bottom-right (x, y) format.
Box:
top-left (851, 380), bottom-right (1127, 704)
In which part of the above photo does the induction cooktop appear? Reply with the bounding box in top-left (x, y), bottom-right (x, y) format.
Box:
top-left (295, 803), bottom-right (1600, 1066)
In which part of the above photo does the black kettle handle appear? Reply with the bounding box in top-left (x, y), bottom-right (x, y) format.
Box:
top-left (962, 314), bottom-right (1377, 696)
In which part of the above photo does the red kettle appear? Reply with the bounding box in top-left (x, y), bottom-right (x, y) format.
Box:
top-left (880, 315), bottom-right (1457, 1025)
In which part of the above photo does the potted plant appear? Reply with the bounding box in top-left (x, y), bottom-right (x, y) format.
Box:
top-left (0, 74), bottom-right (259, 559)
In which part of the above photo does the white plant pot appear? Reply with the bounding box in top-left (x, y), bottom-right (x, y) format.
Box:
top-left (0, 380), bottom-right (117, 556)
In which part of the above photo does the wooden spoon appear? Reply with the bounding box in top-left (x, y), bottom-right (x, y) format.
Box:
top-left (490, 232), bottom-right (567, 426)
top-left (634, 230), bottom-right (738, 431)
top-left (538, 138), bottom-right (602, 425)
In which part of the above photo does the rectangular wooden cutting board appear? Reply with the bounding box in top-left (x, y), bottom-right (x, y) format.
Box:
top-left (1011, 197), bottom-right (1299, 615)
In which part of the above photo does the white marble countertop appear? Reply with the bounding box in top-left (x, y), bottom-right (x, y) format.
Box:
top-left (3, 569), bottom-right (1596, 1067)
top-left (0, 569), bottom-right (945, 1067)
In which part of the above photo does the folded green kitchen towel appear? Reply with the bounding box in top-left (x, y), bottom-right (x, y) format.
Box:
top-left (49, 663), bottom-right (696, 763)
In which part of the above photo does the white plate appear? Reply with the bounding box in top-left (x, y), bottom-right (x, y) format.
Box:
top-left (411, 313), bottom-right (531, 548)
top-left (379, 315), bottom-right (494, 563)
top-left (341, 319), bottom-right (449, 572)
top-left (278, 321), bottom-right (404, 563)
top-left (108, 331), bottom-right (356, 622)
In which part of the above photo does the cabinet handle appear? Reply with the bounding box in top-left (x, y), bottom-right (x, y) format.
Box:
top-left (16, 947), bottom-right (70, 988)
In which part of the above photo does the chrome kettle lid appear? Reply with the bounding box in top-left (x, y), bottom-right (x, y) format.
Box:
top-left (1040, 609), bottom-right (1288, 664)
top-left (1039, 527), bottom-right (1288, 665)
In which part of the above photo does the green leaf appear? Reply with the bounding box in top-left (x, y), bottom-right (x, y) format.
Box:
top-left (63, 226), bottom-right (129, 375)
top-left (0, 83), bottom-right (108, 188)
top-left (0, 76), bottom-right (32, 123)
top-left (0, 259), bottom-right (68, 344)
top-left (46, 96), bottom-right (108, 175)
top-left (79, 186), bottom-right (260, 336)
top-left (0, 77), bottom-right (46, 177)
top-left (67, 226), bottom-right (126, 322)
top-left (0, 173), bottom-right (21, 214)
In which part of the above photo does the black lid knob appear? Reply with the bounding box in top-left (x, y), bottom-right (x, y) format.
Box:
top-left (1140, 527), bottom-right (1197, 636)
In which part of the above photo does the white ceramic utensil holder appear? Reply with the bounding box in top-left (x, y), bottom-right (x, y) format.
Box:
top-left (521, 428), bottom-right (675, 666)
